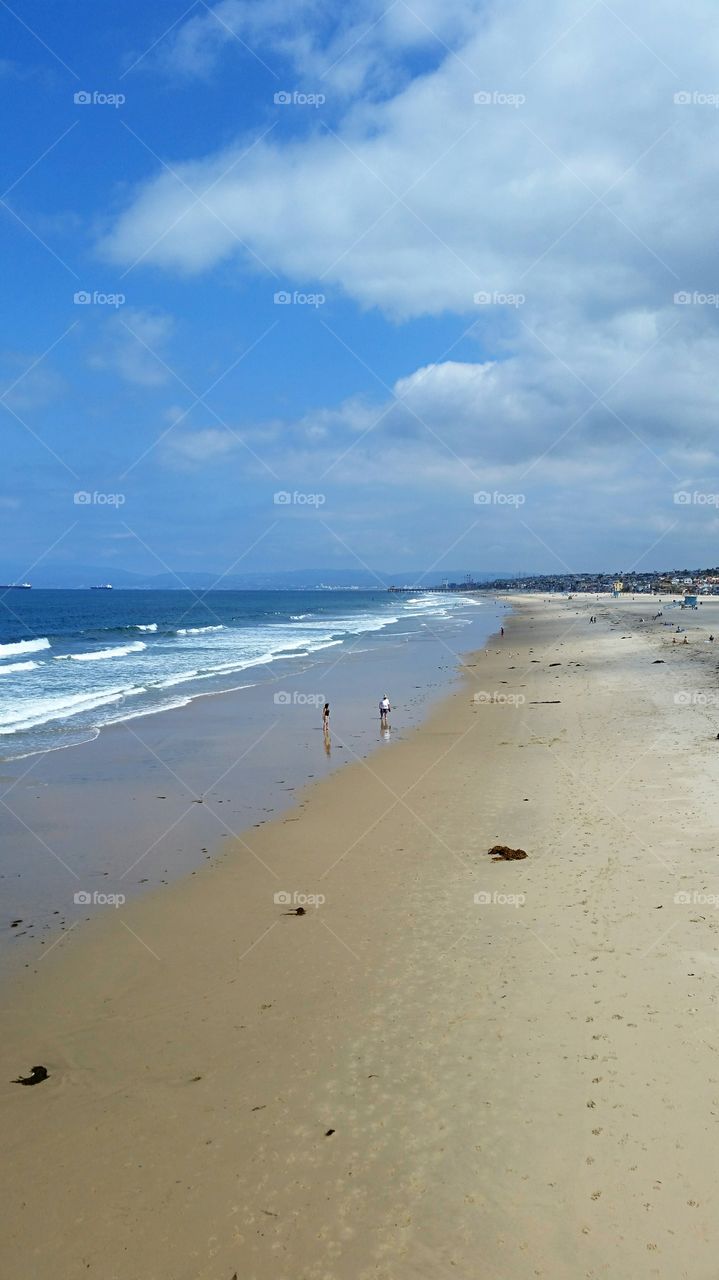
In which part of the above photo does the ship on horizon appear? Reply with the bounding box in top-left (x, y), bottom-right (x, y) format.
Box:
top-left (0, 582), bottom-right (31, 589)
top-left (90, 583), bottom-right (113, 590)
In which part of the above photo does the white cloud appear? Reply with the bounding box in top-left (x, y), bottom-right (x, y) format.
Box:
top-left (148, 0), bottom-right (483, 96)
top-left (166, 426), bottom-right (244, 463)
top-left (103, 0), bottom-right (719, 565)
top-left (88, 309), bottom-right (174, 387)
top-left (0, 354), bottom-right (66, 411)
top-left (156, 304), bottom-right (719, 495)
top-left (104, 0), bottom-right (709, 321)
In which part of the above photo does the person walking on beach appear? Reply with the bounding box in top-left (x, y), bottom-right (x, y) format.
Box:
top-left (379, 694), bottom-right (391, 727)
top-left (322, 703), bottom-right (331, 755)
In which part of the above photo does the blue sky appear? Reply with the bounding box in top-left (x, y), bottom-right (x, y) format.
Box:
top-left (2, 0), bottom-right (719, 584)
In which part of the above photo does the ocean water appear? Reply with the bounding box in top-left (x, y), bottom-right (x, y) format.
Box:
top-left (0, 588), bottom-right (486, 761)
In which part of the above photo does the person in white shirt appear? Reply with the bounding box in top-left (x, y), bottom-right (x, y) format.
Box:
top-left (379, 694), bottom-right (391, 726)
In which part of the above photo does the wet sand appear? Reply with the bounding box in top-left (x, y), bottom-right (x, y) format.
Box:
top-left (0, 606), bottom-right (504, 975)
top-left (3, 595), bottom-right (719, 1279)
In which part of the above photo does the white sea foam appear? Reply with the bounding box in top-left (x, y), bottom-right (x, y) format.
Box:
top-left (155, 670), bottom-right (200, 689)
top-left (135, 623), bottom-right (158, 632)
top-left (0, 686), bottom-right (137, 734)
top-left (303, 638), bottom-right (343, 652)
top-left (55, 641), bottom-right (147, 662)
top-left (98, 694), bottom-right (192, 725)
top-left (0, 637), bottom-right (50, 657)
top-left (176, 625), bottom-right (224, 636)
top-left (0, 660), bottom-right (39, 673)
top-left (152, 635), bottom-right (345, 690)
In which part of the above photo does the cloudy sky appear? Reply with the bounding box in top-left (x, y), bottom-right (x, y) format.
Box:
top-left (2, 0), bottom-right (718, 582)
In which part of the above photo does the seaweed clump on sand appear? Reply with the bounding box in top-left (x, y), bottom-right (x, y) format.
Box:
top-left (488, 845), bottom-right (528, 861)
top-left (12, 1065), bottom-right (49, 1086)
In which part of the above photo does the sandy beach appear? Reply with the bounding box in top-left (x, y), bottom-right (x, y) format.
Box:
top-left (3, 593), bottom-right (719, 1279)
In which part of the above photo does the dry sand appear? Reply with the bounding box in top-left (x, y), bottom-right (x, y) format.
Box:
top-left (3, 595), bottom-right (719, 1279)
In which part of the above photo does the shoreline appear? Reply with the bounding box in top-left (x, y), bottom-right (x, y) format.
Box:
top-left (4, 596), bottom-right (719, 1277)
top-left (0, 589), bottom-right (486, 766)
top-left (0, 597), bottom-right (505, 977)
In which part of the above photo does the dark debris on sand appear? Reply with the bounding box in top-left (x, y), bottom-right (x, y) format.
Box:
top-left (488, 845), bottom-right (528, 861)
top-left (12, 1065), bottom-right (49, 1086)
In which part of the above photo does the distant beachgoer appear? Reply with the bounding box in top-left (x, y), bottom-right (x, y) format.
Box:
top-left (500, 626), bottom-right (504, 637)
top-left (379, 694), bottom-right (391, 726)
top-left (322, 702), bottom-right (330, 728)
